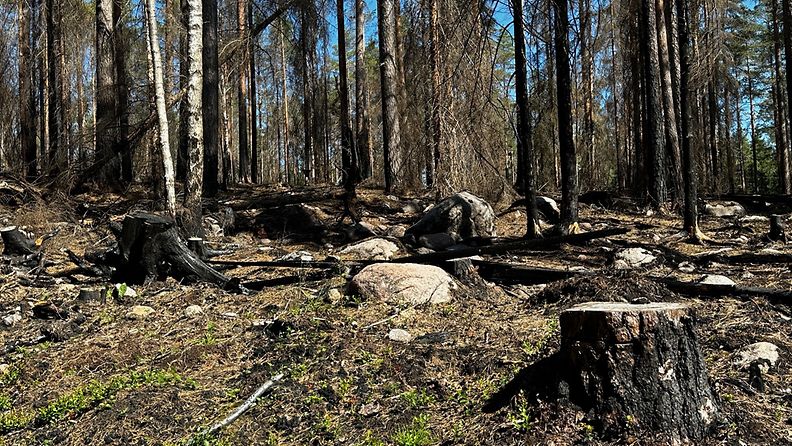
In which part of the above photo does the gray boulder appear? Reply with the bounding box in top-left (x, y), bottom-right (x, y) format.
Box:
top-left (352, 263), bottom-right (457, 306)
top-left (615, 247), bottom-right (656, 268)
top-left (405, 192), bottom-right (495, 241)
top-left (340, 238), bottom-right (400, 260)
top-left (704, 201), bottom-right (746, 218)
top-left (734, 342), bottom-right (780, 373)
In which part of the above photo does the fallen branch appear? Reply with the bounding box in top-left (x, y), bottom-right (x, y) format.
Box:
top-left (203, 373), bottom-right (284, 437)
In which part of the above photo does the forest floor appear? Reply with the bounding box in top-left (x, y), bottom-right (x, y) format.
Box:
top-left (0, 181), bottom-right (790, 446)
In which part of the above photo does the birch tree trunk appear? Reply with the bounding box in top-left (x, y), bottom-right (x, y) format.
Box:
top-left (145, 0), bottom-right (177, 216)
top-left (183, 0), bottom-right (204, 235)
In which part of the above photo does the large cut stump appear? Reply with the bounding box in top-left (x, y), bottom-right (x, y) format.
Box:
top-left (560, 302), bottom-right (717, 442)
top-left (116, 213), bottom-right (236, 289)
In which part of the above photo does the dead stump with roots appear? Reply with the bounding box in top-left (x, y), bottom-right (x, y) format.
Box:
top-left (115, 213), bottom-right (237, 290)
top-left (560, 302), bottom-right (718, 442)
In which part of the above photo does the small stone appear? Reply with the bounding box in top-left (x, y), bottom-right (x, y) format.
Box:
top-left (222, 312), bottom-right (238, 319)
top-left (277, 251), bottom-right (314, 262)
top-left (183, 305), bottom-right (204, 318)
top-left (126, 305), bottom-right (155, 320)
top-left (678, 261), bottom-right (696, 273)
top-left (2, 313), bottom-right (22, 327)
top-left (734, 342), bottom-right (780, 373)
top-left (359, 402), bottom-right (381, 417)
top-left (388, 328), bottom-right (412, 343)
top-left (386, 226), bottom-right (407, 238)
top-left (699, 275), bottom-right (736, 286)
top-left (113, 283), bottom-right (137, 299)
top-left (615, 247), bottom-right (656, 268)
top-left (326, 289), bottom-right (343, 303)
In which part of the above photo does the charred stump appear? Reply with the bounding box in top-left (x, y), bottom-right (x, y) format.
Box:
top-left (560, 302), bottom-right (718, 441)
top-left (1, 226), bottom-right (36, 256)
top-left (768, 215), bottom-right (787, 242)
top-left (116, 213), bottom-right (237, 290)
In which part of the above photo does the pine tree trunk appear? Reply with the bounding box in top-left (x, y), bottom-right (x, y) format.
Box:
top-left (177, 0), bottom-right (189, 182)
top-left (724, 87), bottom-right (736, 195)
top-left (514, 0), bottom-right (540, 238)
top-left (19, 0), bottom-right (36, 179)
top-left (378, 0), bottom-right (403, 193)
top-left (554, 0), bottom-right (578, 231)
top-left (202, 0), bottom-right (220, 196)
top-left (773, 0), bottom-right (792, 194)
top-left (338, 0), bottom-right (358, 192)
top-left (640, 0), bottom-right (667, 207)
top-left (429, 0), bottom-right (441, 190)
top-left (677, 0), bottom-right (699, 236)
top-left (279, 21), bottom-right (291, 185)
top-left (579, 0), bottom-right (595, 187)
top-left (747, 63), bottom-right (759, 193)
top-left (657, 0), bottom-right (682, 202)
top-left (355, 0), bottom-right (372, 180)
top-left (237, 0), bottom-right (250, 183)
top-left (183, 0), bottom-right (203, 236)
top-left (46, 0), bottom-right (63, 177)
top-left (145, 0), bottom-right (177, 216)
top-left (249, 0), bottom-right (258, 184)
top-left (782, 0), bottom-right (792, 191)
top-left (95, 0), bottom-right (121, 187)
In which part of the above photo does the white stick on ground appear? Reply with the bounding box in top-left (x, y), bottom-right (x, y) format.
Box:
top-left (204, 373), bottom-right (285, 436)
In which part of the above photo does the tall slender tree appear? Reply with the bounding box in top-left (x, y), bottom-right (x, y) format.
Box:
top-left (378, 0), bottom-right (403, 192)
top-left (203, 0), bottom-right (220, 195)
top-left (513, 0), bottom-right (540, 237)
top-left (355, 0), bottom-right (372, 179)
top-left (19, 0), bottom-right (36, 179)
top-left (145, 0), bottom-right (177, 216)
top-left (554, 0), bottom-right (579, 233)
top-left (183, 0), bottom-right (204, 235)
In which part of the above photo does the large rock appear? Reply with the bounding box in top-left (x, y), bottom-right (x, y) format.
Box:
top-left (704, 201), bottom-right (746, 218)
top-left (734, 342), bottom-right (780, 372)
top-left (352, 263), bottom-right (457, 305)
top-left (405, 192), bottom-right (495, 241)
top-left (340, 238), bottom-right (400, 260)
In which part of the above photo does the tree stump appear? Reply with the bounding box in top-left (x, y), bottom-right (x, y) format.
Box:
top-left (768, 215), bottom-right (787, 242)
top-left (116, 213), bottom-right (236, 290)
top-left (560, 302), bottom-right (717, 442)
top-left (0, 226), bottom-right (36, 256)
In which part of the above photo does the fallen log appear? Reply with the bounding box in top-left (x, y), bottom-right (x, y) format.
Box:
top-left (390, 227), bottom-right (629, 264)
top-left (115, 213), bottom-right (239, 291)
top-left (655, 277), bottom-right (792, 303)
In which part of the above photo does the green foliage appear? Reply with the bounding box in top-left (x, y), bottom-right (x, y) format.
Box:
top-left (197, 322), bottom-right (218, 346)
top-left (0, 395), bottom-right (10, 412)
top-left (506, 396), bottom-right (532, 432)
top-left (0, 369), bottom-right (192, 434)
top-left (0, 367), bottom-right (20, 388)
top-left (392, 414), bottom-right (433, 446)
top-left (400, 388), bottom-right (435, 409)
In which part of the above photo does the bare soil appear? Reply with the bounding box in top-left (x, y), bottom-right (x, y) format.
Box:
top-left (0, 185), bottom-right (790, 445)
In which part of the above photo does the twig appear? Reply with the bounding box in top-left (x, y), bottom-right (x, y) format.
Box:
top-left (203, 373), bottom-right (285, 437)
